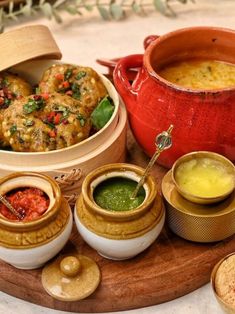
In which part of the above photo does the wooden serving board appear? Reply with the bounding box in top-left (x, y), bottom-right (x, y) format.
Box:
top-left (1, 129), bottom-right (235, 313)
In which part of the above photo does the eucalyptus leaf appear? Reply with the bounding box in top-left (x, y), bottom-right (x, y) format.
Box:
top-left (41, 2), bottom-right (53, 19)
top-left (0, 8), bottom-right (3, 24)
top-left (9, 13), bottom-right (18, 21)
top-left (110, 3), bottom-right (124, 20)
top-left (66, 6), bottom-right (79, 15)
top-left (53, 0), bottom-right (67, 8)
top-left (97, 6), bottom-right (110, 20)
top-left (0, 0), bottom-right (193, 28)
top-left (52, 9), bottom-right (63, 23)
top-left (84, 4), bottom-right (93, 11)
top-left (66, 6), bottom-right (77, 15)
top-left (153, 0), bottom-right (167, 15)
top-left (132, 2), bottom-right (141, 14)
top-left (0, 25), bottom-right (4, 34)
top-left (26, 0), bottom-right (32, 6)
top-left (21, 5), bottom-right (32, 17)
top-left (91, 97), bottom-right (115, 130)
top-left (31, 8), bottom-right (38, 15)
top-left (9, 2), bottom-right (14, 14)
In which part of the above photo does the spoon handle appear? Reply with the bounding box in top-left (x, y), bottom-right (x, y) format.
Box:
top-left (0, 194), bottom-right (22, 220)
top-left (131, 125), bottom-right (174, 199)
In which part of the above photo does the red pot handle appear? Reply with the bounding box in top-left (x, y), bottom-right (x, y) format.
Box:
top-left (143, 35), bottom-right (159, 49)
top-left (113, 54), bottom-right (143, 111)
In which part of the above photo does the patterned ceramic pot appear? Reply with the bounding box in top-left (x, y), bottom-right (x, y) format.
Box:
top-left (74, 163), bottom-right (165, 260)
top-left (0, 172), bottom-right (73, 269)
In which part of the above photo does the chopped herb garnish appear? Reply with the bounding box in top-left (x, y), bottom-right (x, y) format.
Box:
top-left (72, 93), bottom-right (81, 100)
top-left (2, 77), bottom-right (9, 87)
top-left (24, 119), bottom-right (35, 127)
top-left (62, 109), bottom-right (70, 118)
top-left (76, 113), bottom-right (86, 127)
top-left (76, 71), bottom-right (86, 80)
top-left (35, 87), bottom-right (41, 94)
top-left (18, 137), bottom-right (24, 144)
top-left (71, 82), bottom-right (80, 92)
top-left (23, 96), bottom-right (45, 114)
top-left (4, 98), bottom-right (11, 107)
top-left (54, 105), bottom-right (70, 118)
top-left (64, 68), bottom-right (73, 81)
top-left (43, 120), bottom-right (55, 129)
top-left (71, 82), bottom-right (81, 100)
top-left (10, 124), bottom-right (17, 135)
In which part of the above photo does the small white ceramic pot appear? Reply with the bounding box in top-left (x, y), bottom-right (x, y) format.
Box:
top-left (74, 163), bottom-right (165, 260)
top-left (0, 172), bottom-right (73, 269)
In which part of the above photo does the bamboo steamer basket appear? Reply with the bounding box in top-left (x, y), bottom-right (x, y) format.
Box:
top-left (0, 25), bottom-right (127, 202)
top-left (0, 103), bottom-right (127, 203)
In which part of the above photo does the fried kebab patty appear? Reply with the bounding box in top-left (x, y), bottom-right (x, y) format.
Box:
top-left (39, 64), bottom-right (108, 114)
top-left (2, 93), bottom-right (91, 152)
top-left (0, 72), bottom-right (32, 145)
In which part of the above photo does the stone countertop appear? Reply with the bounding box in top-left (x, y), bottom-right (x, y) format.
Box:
top-left (0, 1), bottom-right (234, 313)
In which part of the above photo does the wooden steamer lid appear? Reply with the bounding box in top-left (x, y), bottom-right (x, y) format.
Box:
top-left (0, 24), bottom-right (62, 71)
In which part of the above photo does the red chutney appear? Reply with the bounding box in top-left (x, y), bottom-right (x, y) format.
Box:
top-left (0, 187), bottom-right (49, 221)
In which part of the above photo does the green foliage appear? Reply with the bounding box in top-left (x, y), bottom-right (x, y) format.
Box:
top-left (0, 0), bottom-right (194, 31)
top-left (91, 96), bottom-right (115, 130)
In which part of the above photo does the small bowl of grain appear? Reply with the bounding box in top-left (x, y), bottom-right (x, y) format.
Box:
top-left (211, 252), bottom-right (235, 313)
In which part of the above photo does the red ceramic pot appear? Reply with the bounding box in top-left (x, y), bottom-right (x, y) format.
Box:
top-left (113, 27), bottom-right (235, 168)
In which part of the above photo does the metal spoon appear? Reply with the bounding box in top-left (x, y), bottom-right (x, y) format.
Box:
top-left (0, 194), bottom-right (23, 220)
top-left (131, 125), bottom-right (174, 199)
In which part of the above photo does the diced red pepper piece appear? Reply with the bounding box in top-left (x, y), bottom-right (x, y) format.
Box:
top-left (41, 93), bottom-right (49, 100)
top-left (54, 113), bottom-right (62, 125)
top-left (47, 111), bottom-right (56, 122)
top-left (49, 130), bottom-right (56, 138)
top-left (62, 81), bottom-right (70, 88)
top-left (62, 119), bottom-right (69, 125)
top-left (55, 73), bottom-right (64, 80)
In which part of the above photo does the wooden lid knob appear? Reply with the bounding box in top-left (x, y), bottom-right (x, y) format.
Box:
top-left (0, 25), bottom-right (62, 72)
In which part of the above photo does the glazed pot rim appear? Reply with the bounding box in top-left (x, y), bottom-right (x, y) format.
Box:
top-left (144, 26), bottom-right (235, 94)
top-left (81, 163), bottom-right (157, 220)
top-left (211, 252), bottom-right (235, 312)
top-left (171, 151), bottom-right (235, 204)
top-left (0, 171), bottom-right (61, 230)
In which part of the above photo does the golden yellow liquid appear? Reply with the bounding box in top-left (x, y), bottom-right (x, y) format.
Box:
top-left (159, 60), bottom-right (235, 90)
top-left (175, 158), bottom-right (234, 198)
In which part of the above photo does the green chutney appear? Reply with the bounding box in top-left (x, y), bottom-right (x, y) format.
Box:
top-left (93, 177), bottom-right (146, 211)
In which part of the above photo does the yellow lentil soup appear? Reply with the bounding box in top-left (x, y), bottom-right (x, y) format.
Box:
top-left (159, 59), bottom-right (235, 90)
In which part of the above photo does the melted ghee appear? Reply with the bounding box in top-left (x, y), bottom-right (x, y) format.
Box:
top-left (175, 158), bottom-right (234, 198)
top-left (159, 59), bottom-right (235, 90)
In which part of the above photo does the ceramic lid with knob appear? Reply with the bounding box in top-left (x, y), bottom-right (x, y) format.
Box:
top-left (41, 254), bottom-right (101, 301)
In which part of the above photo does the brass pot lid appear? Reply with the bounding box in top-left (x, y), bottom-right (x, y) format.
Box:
top-left (41, 254), bottom-right (101, 301)
top-left (162, 170), bottom-right (235, 217)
